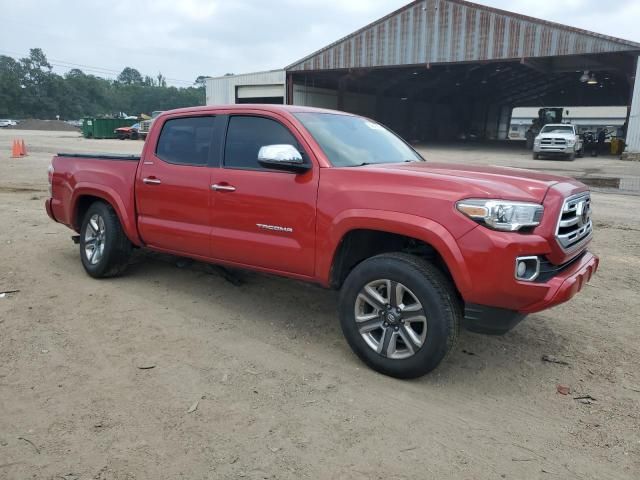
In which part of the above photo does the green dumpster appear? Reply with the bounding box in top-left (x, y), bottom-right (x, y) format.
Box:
top-left (82, 118), bottom-right (137, 139)
top-left (81, 117), bottom-right (94, 138)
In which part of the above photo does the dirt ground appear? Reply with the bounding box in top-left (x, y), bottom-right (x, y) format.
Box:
top-left (1, 129), bottom-right (639, 480)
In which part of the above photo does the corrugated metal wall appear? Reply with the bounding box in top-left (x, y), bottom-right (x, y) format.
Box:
top-left (206, 70), bottom-right (285, 104)
top-left (626, 62), bottom-right (640, 153)
top-left (288, 0), bottom-right (639, 72)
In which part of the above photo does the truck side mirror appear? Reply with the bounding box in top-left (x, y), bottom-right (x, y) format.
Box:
top-left (257, 144), bottom-right (310, 173)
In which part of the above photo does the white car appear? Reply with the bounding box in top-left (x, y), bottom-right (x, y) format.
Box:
top-left (533, 124), bottom-right (583, 160)
top-left (0, 119), bottom-right (14, 128)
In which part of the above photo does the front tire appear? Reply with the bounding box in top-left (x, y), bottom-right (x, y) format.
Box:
top-left (79, 201), bottom-right (132, 278)
top-left (567, 152), bottom-right (576, 161)
top-left (339, 253), bottom-right (460, 379)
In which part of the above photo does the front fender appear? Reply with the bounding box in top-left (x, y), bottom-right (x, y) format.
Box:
top-left (316, 209), bottom-right (473, 297)
top-left (71, 184), bottom-right (143, 246)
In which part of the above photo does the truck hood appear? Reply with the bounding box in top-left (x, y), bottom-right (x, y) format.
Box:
top-left (372, 161), bottom-right (577, 203)
top-left (536, 133), bottom-right (574, 139)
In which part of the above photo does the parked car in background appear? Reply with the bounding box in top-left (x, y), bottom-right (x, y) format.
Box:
top-left (45, 105), bottom-right (598, 379)
top-left (533, 124), bottom-right (583, 160)
top-left (0, 119), bottom-right (17, 127)
top-left (115, 123), bottom-right (140, 140)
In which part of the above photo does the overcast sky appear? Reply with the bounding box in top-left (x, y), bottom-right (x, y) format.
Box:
top-left (0, 0), bottom-right (638, 86)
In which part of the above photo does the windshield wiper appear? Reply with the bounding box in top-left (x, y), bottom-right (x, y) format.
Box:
top-left (352, 159), bottom-right (421, 167)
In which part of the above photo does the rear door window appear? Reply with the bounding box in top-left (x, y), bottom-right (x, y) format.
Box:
top-left (156, 116), bottom-right (216, 166)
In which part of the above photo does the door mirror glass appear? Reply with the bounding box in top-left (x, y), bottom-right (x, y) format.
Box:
top-left (257, 144), bottom-right (309, 173)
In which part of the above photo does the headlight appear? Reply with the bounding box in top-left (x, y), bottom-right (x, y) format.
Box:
top-left (534, 138), bottom-right (541, 145)
top-left (456, 199), bottom-right (544, 231)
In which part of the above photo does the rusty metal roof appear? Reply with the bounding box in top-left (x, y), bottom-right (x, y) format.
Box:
top-left (286, 0), bottom-right (640, 72)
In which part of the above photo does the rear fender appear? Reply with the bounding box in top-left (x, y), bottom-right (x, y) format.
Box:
top-left (71, 184), bottom-right (143, 246)
top-left (317, 209), bottom-right (473, 297)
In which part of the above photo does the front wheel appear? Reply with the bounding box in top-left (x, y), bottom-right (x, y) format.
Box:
top-left (339, 253), bottom-right (460, 379)
top-left (567, 152), bottom-right (576, 161)
top-left (79, 201), bottom-right (132, 278)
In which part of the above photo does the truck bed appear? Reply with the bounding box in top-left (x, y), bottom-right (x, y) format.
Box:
top-left (48, 152), bottom-right (141, 243)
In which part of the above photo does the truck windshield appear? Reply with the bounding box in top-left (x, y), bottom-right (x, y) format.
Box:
top-left (541, 125), bottom-right (573, 134)
top-left (294, 112), bottom-right (423, 167)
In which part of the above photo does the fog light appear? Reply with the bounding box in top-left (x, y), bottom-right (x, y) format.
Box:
top-left (514, 256), bottom-right (540, 281)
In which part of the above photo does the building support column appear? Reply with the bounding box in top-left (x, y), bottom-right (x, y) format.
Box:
top-left (623, 57), bottom-right (640, 159)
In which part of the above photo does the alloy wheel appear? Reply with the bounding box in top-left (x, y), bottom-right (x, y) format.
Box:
top-left (354, 279), bottom-right (427, 359)
top-left (84, 213), bottom-right (106, 265)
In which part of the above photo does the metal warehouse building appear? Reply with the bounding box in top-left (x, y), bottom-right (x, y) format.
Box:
top-left (207, 0), bottom-right (640, 157)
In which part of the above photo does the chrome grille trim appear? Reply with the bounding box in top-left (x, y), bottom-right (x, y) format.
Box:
top-left (555, 192), bottom-right (592, 251)
top-left (139, 120), bottom-right (152, 133)
top-left (541, 138), bottom-right (567, 145)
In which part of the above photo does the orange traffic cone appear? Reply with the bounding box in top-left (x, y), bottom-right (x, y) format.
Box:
top-left (11, 139), bottom-right (21, 158)
top-left (20, 139), bottom-right (28, 156)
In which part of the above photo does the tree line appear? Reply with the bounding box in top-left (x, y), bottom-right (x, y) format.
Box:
top-left (0, 48), bottom-right (206, 119)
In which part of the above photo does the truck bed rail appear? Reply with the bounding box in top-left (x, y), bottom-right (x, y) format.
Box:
top-left (56, 153), bottom-right (141, 161)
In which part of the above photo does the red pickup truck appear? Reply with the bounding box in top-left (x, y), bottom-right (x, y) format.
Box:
top-left (46, 105), bottom-right (598, 378)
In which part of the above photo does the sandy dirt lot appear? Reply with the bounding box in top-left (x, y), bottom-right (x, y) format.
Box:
top-left (1, 130), bottom-right (639, 479)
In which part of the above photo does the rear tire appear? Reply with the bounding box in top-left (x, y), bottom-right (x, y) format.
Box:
top-left (339, 253), bottom-right (460, 379)
top-left (79, 201), bottom-right (132, 278)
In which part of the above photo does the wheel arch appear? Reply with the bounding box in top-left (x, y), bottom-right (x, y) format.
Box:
top-left (71, 186), bottom-right (142, 246)
top-left (320, 210), bottom-right (473, 299)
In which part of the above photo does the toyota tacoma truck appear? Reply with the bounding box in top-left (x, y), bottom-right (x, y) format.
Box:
top-left (533, 123), bottom-right (583, 160)
top-left (45, 105), bottom-right (598, 378)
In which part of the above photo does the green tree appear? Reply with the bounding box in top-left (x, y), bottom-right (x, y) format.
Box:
top-left (194, 75), bottom-right (209, 87)
top-left (0, 55), bottom-right (23, 116)
top-left (117, 67), bottom-right (143, 85)
top-left (0, 48), bottom-right (205, 119)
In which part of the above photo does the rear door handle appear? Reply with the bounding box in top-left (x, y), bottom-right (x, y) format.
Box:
top-left (211, 184), bottom-right (236, 192)
top-left (143, 177), bottom-right (161, 185)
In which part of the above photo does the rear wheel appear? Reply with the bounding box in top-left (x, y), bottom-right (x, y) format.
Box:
top-left (339, 253), bottom-right (460, 379)
top-left (79, 201), bottom-right (132, 278)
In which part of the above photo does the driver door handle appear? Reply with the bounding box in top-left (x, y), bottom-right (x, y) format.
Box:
top-left (143, 177), bottom-right (161, 185)
top-left (211, 184), bottom-right (236, 192)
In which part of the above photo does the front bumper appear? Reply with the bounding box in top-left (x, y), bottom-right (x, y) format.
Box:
top-left (459, 247), bottom-right (598, 335)
top-left (520, 251), bottom-right (598, 313)
top-left (533, 145), bottom-right (575, 154)
top-left (454, 201), bottom-right (598, 311)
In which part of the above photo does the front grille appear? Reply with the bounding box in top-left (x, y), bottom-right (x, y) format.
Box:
top-left (139, 120), bottom-right (151, 133)
top-left (541, 137), bottom-right (567, 146)
top-left (556, 192), bottom-right (592, 251)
